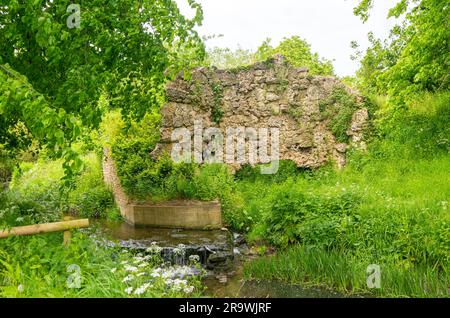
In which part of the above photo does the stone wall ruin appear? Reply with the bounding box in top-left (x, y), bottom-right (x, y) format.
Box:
top-left (155, 55), bottom-right (368, 169)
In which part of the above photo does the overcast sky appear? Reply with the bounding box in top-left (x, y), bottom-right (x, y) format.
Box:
top-left (174, 0), bottom-right (398, 77)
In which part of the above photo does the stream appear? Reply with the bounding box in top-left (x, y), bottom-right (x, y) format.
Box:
top-left (91, 220), bottom-right (348, 298)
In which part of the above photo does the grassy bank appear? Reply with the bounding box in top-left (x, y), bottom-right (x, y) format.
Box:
top-left (241, 92), bottom-right (450, 297)
top-left (244, 245), bottom-right (449, 297)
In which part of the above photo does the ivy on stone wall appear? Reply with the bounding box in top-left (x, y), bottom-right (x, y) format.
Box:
top-left (319, 87), bottom-right (361, 143)
top-left (211, 82), bottom-right (224, 124)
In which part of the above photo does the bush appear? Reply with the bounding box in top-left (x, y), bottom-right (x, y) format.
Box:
top-left (235, 160), bottom-right (301, 183)
top-left (371, 91), bottom-right (450, 159)
top-left (263, 180), bottom-right (360, 248)
top-left (67, 153), bottom-right (115, 218)
top-left (3, 160), bottom-right (65, 226)
top-left (111, 112), bottom-right (162, 200)
top-left (1, 152), bottom-right (117, 226)
top-left (0, 146), bottom-right (16, 187)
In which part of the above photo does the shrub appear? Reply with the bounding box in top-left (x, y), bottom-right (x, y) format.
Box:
top-left (234, 160), bottom-right (301, 183)
top-left (373, 91), bottom-right (450, 159)
top-left (263, 181), bottom-right (360, 248)
top-left (112, 113), bottom-right (162, 200)
top-left (4, 160), bottom-right (65, 225)
top-left (0, 146), bottom-right (16, 186)
top-left (1, 152), bottom-right (116, 225)
top-left (67, 153), bottom-right (115, 218)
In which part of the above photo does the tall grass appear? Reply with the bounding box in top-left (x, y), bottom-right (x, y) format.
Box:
top-left (242, 92), bottom-right (450, 297)
top-left (244, 245), bottom-right (449, 297)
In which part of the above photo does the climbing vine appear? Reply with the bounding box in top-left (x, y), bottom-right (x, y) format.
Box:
top-left (319, 87), bottom-right (361, 143)
top-left (211, 82), bottom-right (224, 124)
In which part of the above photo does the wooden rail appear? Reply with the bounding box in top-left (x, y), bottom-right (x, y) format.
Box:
top-left (0, 218), bottom-right (89, 246)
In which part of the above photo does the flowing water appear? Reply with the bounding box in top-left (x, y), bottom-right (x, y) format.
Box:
top-left (93, 220), bottom-right (349, 298)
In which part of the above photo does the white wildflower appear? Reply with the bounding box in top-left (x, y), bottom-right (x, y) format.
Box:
top-left (125, 287), bottom-right (134, 294)
top-left (17, 284), bottom-right (24, 293)
top-left (124, 265), bottom-right (138, 273)
top-left (150, 268), bottom-right (162, 278)
top-left (110, 268), bottom-right (117, 273)
top-left (133, 255), bottom-right (145, 263)
top-left (189, 255), bottom-right (200, 263)
top-left (146, 244), bottom-right (162, 254)
top-left (161, 271), bottom-right (173, 279)
top-left (183, 285), bottom-right (194, 294)
top-left (173, 247), bottom-right (184, 256)
top-left (122, 275), bottom-right (134, 283)
top-left (170, 279), bottom-right (187, 292)
top-left (134, 283), bottom-right (151, 295)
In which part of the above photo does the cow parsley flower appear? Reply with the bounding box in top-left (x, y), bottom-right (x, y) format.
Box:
top-left (146, 243), bottom-right (162, 254)
top-left (134, 283), bottom-right (151, 295)
top-left (189, 255), bottom-right (200, 263)
top-left (122, 275), bottom-right (134, 283)
top-left (125, 287), bottom-right (134, 295)
top-left (183, 285), bottom-right (194, 294)
top-left (150, 268), bottom-right (162, 278)
top-left (124, 265), bottom-right (138, 273)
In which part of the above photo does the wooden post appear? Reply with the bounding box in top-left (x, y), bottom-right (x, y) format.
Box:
top-left (63, 216), bottom-right (73, 246)
top-left (0, 219), bottom-right (90, 239)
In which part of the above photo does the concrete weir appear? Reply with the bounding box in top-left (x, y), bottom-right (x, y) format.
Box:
top-left (102, 148), bottom-right (222, 229)
top-left (125, 200), bottom-right (222, 229)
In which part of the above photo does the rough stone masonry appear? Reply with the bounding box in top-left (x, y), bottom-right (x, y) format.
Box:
top-left (155, 54), bottom-right (368, 169)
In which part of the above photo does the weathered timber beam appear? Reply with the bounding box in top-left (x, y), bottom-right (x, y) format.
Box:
top-left (0, 219), bottom-right (90, 238)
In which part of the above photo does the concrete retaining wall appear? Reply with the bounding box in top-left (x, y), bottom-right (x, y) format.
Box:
top-left (102, 148), bottom-right (222, 229)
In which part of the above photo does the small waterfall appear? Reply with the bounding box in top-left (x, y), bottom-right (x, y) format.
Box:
top-left (93, 223), bottom-right (235, 271)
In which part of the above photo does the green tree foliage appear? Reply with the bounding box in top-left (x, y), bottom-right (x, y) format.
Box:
top-left (206, 36), bottom-right (334, 75)
top-left (0, 65), bottom-right (83, 179)
top-left (0, 0), bottom-right (205, 177)
top-left (354, 0), bottom-right (449, 104)
top-left (255, 37), bottom-right (334, 75)
top-left (205, 47), bottom-right (254, 69)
